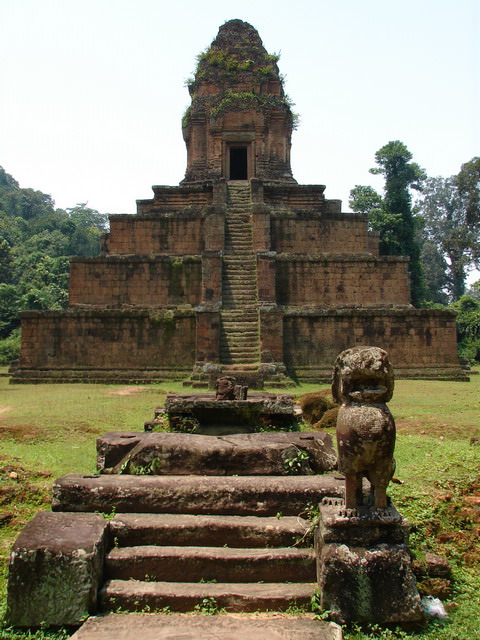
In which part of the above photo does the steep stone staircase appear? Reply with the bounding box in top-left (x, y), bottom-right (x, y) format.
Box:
top-left (220, 181), bottom-right (260, 370)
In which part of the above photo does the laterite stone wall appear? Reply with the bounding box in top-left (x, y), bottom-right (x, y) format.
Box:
top-left (271, 214), bottom-right (374, 254)
top-left (275, 256), bottom-right (410, 306)
top-left (18, 310), bottom-right (196, 371)
top-left (283, 309), bottom-right (460, 373)
top-left (107, 215), bottom-right (204, 255)
top-left (69, 256), bottom-right (202, 307)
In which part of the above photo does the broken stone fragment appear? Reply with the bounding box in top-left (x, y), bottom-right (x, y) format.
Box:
top-left (412, 552), bottom-right (453, 580)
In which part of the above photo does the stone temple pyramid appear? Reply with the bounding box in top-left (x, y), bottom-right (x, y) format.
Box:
top-left (11, 19), bottom-right (464, 385)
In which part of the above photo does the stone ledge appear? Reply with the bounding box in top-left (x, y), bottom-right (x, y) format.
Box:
top-left (275, 253), bottom-right (409, 263)
top-left (70, 254), bottom-right (202, 263)
top-left (283, 306), bottom-right (457, 318)
top-left (19, 308), bottom-right (197, 319)
top-left (52, 473), bottom-right (345, 516)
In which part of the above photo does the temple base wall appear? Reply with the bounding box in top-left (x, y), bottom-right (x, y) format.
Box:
top-left (12, 307), bottom-right (466, 384)
top-left (276, 256), bottom-right (410, 306)
top-left (283, 308), bottom-right (466, 381)
top-left (12, 310), bottom-right (196, 383)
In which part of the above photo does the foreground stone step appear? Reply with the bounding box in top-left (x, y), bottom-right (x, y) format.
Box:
top-left (72, 613), bottom-right (342, 640)
top-left (100, 582), bottom-right (318, 614)
top-left (109, 513), bottom-right (310, 548)
top-left (53, 474), bottom-right (344, 515)
top-left (106, 546), bottom-right (316, 582)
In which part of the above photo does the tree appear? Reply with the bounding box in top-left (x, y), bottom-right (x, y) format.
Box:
top-left (350, 141), bottom-right (426, 306)
top-left (0, 166), bottom-right (109, 344)
top-left (420, 240), bottom-right (449, 305)
top-left (419, 162), bottom-right (480, 301)
top-left (467, 279), bottom-right (480, 301)
top-left (450, 295), bottom-right (480, 363)
top-left (455, 157), bottom-right (480, 225)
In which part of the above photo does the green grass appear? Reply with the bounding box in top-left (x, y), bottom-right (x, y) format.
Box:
top-left (0, 370), bottom-right (479, 639)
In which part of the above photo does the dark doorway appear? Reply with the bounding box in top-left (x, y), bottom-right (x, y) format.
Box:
top-left (229, 147), bottom-right (248, 179)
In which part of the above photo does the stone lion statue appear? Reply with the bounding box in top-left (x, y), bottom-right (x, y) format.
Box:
top-left (215, 376), bottom-right (237, 400)
top-left (332, 346), bottom-right (396, 509)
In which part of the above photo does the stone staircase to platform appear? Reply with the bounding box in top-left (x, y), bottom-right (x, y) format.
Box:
top-left (220, 181), bottom-right (260, 368)
top-left (7, 423), bottom-right (346, 638)
top-left (51, 471), bottom-right (344, 617)
top-left (100, 512), bottom-right (316, 613)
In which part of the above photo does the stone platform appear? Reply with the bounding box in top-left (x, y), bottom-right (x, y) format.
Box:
top-left (70, 613), bottom-right (343, 640)
top-left (152, 392), bottom-right (299, 435)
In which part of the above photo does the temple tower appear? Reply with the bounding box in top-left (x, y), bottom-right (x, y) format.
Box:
top-left (11, 20), bottom-right (464, 385)
top-left (182, 19), bottom-right (295, 184)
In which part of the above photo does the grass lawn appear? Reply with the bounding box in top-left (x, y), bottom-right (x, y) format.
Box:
top-left (0, 370), bottom-right (479, 639)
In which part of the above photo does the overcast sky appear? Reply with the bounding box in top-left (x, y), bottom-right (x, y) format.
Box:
top-left (1, 1), bottom-right (478, 223)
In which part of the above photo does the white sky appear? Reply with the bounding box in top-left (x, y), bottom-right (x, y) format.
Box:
top-left (1, 0), bottom-right (479, 276)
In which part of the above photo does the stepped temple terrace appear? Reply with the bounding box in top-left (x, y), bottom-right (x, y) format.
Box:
top-left (11, 19), bottom-right (464, 385)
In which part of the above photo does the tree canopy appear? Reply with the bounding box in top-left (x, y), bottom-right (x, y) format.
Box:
top-left (0, 166), bottom-right (108, 341)
top-left (349, 141), bottom-right (426, 306)
top-left (417, 157), bottom-right (480, 302)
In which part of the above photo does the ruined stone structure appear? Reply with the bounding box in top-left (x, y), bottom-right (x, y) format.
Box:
top-left (12, 19), bottom-right (464, 384)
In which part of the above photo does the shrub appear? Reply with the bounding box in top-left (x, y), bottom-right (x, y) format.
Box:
top-left (314, 407), bottom-right (339, 430)
top-left (298, 390), bottom-right (336, 424)
top-left (0, 328), bottom-right (21, 365)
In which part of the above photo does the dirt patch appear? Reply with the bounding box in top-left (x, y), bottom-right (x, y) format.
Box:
top-left (425, 477), bottom-right (480, 568)
top-left (0, 461), bottom-right (52, 511)
top-left (396, 419), bottom-right (478, 439)
top-left (0, 461), bottom-right (52, 481)
top-left (0, 423), bottom-right (46, 441)
top-left (105, 386), bottom-right (149, 396)
top-left (0, 406), bottom-right (12, 416)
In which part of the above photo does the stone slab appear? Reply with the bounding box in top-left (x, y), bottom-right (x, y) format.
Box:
top-left (96, 431), bottom-right (337, 475)
top-left (101, 580), bottom-right (317, 613)
top-left (97, 433), bottom-right (143, 470)
top-left (109, 513), bottom-right (309, 547)
top-left (6, 511), bottom-right (108, 627)
top-left (106, 545), bottom-right (316, 583)
top-left (71, 613), bottom-right (343, 640)
top-left (52, 473), bottom-right (344, 516)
